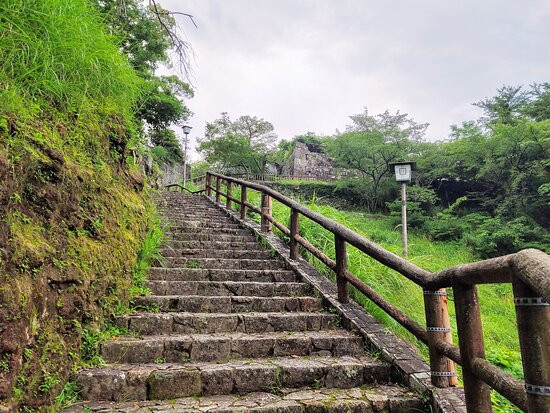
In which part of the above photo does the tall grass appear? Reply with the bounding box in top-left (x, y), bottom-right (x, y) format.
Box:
top-left (0, 0), bottom-right (141, 117)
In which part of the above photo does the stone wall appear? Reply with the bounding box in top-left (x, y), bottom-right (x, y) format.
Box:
top-left (283, 142), bottom-right (336, 178)
top-left (159, 163), bottom-right (190, 187)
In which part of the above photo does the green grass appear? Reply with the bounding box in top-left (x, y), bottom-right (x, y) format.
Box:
top-left (0, 0), bottom-right (141, 118)
top-left (215, 183), bottom-right (522, 412)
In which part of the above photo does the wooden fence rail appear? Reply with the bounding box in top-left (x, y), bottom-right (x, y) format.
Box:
top-left (200, 171), bottom-right (549, 413)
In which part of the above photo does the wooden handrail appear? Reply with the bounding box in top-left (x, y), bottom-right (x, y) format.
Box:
top-left (164, 183), bottom-right (205, 194)
top-left (204, 171), bottom-right (550, 413)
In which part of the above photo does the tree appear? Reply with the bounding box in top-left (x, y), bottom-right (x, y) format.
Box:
top-left (200, 113), bottom-right (278, 173)
top-left (149, 128), bottom-right (183, 164)
top-left (94, 0), bottom-right (194, 164)
top-left (326, 109), bottom-right (427, 211)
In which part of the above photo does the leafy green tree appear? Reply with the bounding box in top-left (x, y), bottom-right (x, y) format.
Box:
top-left (94, 0), bottom-right (194, 163)
top-left (326, 109), bottom-right (427, 211)
top-left (149, 128), bottom-right (183, 164)
top-left (200, 113), bottom-right (278, 173)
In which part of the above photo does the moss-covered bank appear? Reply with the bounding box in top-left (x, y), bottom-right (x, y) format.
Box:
top-left (0, 114), bottom-right (154, 409)
top-left (0, 0), bottom-right (157, 409)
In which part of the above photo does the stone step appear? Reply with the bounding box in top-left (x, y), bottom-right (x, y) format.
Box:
top-left (101, 330), bottom-right (364, 364)
top-left (115, 312), bottom-right (339, 335)
top-left (76, 356), bottom-right (390, 401)
top-left (168, 227), bottom-right (252, 235)
top-left (168, 222), bottom-right (243, 230)
top-left (145, 280), bottom-right (311, 296)
top-left (66, 385), bottom-right (425, 412)
top-left (162, 211), bottom-right (230, 217)
top-left (160, 248), bottom-right (273, 260)
top-left (169, 232), bottom-right (257, 242)
top-left (156, 258), bottom-right (287, 270)
top-left (148, 268), bottom-right (296, 282)
top-left (163, 240), bottom-right (265, 250)
top-left (132, 295), bottom-right (322, 313)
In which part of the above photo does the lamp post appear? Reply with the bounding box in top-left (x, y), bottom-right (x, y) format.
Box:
top-left (182, 125), bottom-right (192, 187)
top-left (389, 161), bottom-right (416, 258)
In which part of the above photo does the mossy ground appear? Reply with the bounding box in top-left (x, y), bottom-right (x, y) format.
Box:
top-left (0, 113), bottom-right (155, 410)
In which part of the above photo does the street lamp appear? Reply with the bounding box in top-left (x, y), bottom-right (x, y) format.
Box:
top-left (182, 125), bottom-right (192, 187)
top-left (389, 161), bottom-right (416, 258)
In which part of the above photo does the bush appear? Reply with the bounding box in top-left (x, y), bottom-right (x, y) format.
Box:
top-left (463, 215), bottom-right (550, 258)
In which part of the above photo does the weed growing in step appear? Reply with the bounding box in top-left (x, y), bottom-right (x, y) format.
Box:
top-left (186, 259), bottom-right (202, 269)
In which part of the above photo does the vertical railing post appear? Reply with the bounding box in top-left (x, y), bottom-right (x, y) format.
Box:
top-left (454, 284), bottom-right (492, 413)
top-left (261, 192), bottom-right (272, 232)
top-left (290, 208), bottom-right (299, 260)
top-left (215, 177), bottom-right (221, 204)
top-left (423, 288), bottom-right (458, 387)
top-left (240, 185), bottom-right (247, 220)
top-left (206, 173), bottom-right (212, 197)
top-left (335, 235), bottom-right (349, 304)
top-left (226, 180), bottom-right (232, 209)
top-left (512, 279), bottom-right (550, 413)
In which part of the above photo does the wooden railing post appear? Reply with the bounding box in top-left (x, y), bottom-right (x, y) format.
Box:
top-left (261, 192), bottom-right (272, 232)
top-left (335, 235), bottom-right (349, 304)
top-left (206, 173), bottom-right (212, 197)
top-left (240, 185), bottom-right (247, 220)
top-left (226, 180), bottom-right (232, 209)
top-left (290, 208), bottom-right (299, 260)
top-left (454, 284), bottom-right (493, 413)
top-left (215, 177), bottom-right (221, 203)
top-left (512, 279), bottom-right (550, 413)
top-left (423, 288), bottom-right (458, 387)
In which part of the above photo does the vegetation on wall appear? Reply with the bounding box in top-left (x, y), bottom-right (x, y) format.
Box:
top-left (0, 0), bottom-right (175, 408)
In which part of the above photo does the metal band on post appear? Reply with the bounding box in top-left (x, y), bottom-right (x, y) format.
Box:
top-left (431, 371), bottom-right (458, 377)
top-left (525, 384), bottom-right (550, 396)
top-left (514, 297), bottom-right (549, 306)
top-left (427, 327), bottom-right (451, 333)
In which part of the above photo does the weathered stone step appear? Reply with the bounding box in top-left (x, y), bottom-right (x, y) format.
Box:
top-left (76, 356), bottom-right (390, 401)
top-left (66, 385), bottom-right (425, 412)
top-left (168, 222), bottom-right (243, 230)
top-left (157, 258), bottom-right (287, 270)
top-left (168, 227), bottom-right (252, 235)
top-left (145, 280), bottom-right (311, 296)
top-left (169, 232), bottom-right (257, 242)
top-left (148, 268), bottom-right (296, 282)
top-left (160, 248), bottom-right (272, 260)
top-left (132, 295), bottom-right (321, 313)
top-left (164, 240), bottom-right (265, 250)
top-left (115, 312), bottom-right (339, 335)
top-left (101, 330), bottom-right (364, 364)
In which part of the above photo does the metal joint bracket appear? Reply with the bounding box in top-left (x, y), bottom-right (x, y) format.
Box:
top-left (525, 383), bottom-right (550, 396)
top-left (514, 297), bottom-right (549, 306)
top-left (423, 290), bottom-right (447, 296)
top-left (431, 371), bottom-right (457, 377)
top-left (427, 327), bottom-right (451, 333)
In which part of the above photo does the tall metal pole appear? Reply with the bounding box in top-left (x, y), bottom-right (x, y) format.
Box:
top-left (183, 132), bottom-right (189, 187)
top-left (401, 182), bottom-right (408, 258)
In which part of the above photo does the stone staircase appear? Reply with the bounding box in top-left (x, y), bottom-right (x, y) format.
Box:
top-left (67, 193), bottom-right (427, 412)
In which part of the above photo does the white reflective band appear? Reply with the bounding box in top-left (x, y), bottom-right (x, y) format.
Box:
top-left (431, 371), bottom-right (457, 377)
top-left (525, 384), bottom-right (550, 396)
top-left (514, 297), bottom-right (549, 306)
top-left (427, 327), bottom-right (451, 333)
top-left (423, 290), bottom-right (447, 296)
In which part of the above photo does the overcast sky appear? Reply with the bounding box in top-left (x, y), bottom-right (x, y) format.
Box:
top-left (160, 0), bottom-right (550, 160)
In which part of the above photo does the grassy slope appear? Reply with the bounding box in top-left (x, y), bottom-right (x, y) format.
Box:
top-left (233, 185), bottom-right (521, 412)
